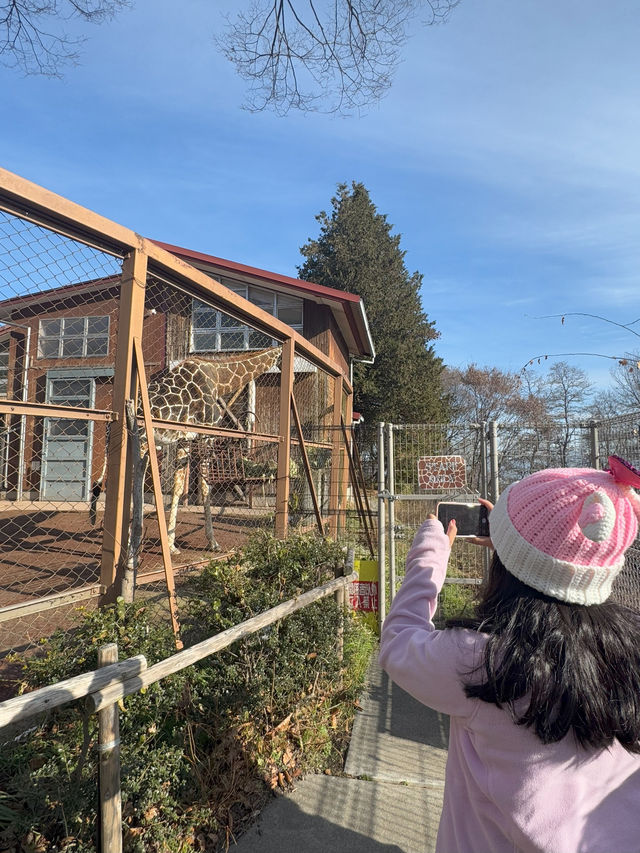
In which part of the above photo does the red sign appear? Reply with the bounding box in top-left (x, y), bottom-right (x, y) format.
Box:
top-left (417, 455), bottom-right (467, 490)
top-left (349, 580), bottom-right (379, 612)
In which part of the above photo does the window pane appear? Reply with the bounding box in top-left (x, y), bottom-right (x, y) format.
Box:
top-left (248, 286), bottom-right (275, 314)
top-left (41, 319), bottom-right (61, 337)
top-left (64, 318), bottom-right (85, 337)
top-left (277, 294), bottom-right (303, 327)
top-left (62, 337), bottom-right (84, 358)
top-left (220, 331), bottom-right (247, 350)
top-left (193, 331), bottom-right (218, 351)
top-left (220, 311), bottom-right (243, 329)
top-left (87, 316), bottom-right (109, 334)
top-left (48, 418), bottom-right (89, 437)
top-left (248, 330), bottom-right (272, 349)
top-left (51, 378), bottom-right (92, 399)
top-left (40, 338), bottom-right (60, 358)
top-left (86, 337), bottom-right (109, 356)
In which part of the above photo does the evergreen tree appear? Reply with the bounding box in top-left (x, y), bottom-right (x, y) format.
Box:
top-left (299, 182), bottom-right (448, 441)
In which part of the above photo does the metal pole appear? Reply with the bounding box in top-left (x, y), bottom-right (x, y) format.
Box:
top-left (386, 423), bottom-right (397, 603)
top-left (98, 643), bottom-right (122, 853)
top-left (489, 420), bottom-right (500, 503)
top-left (480, 421), bottom-right (488, 498)
top-left (2, 321), bottom-right (31, 502)
top-left (589, 421), bottom-right (600, 469)
top-left (377, 422), bottom-right (386, 629)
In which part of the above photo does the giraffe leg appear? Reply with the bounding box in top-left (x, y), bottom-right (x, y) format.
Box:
top-left (168, 445), bottom-right (188, 554)
top-left (201, 474), bottom-right (219, 551)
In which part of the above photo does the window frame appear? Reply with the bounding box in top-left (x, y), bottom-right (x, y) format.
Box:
top-left (0, 339), bottom-right (8, 397)
top-left (38, 316), bottom-right (110, 360)
top-left (190, 282), bottom-right (304, 353)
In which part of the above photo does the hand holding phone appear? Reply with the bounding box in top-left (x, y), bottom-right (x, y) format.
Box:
top-left (436, 501), bottom-right (490, 538)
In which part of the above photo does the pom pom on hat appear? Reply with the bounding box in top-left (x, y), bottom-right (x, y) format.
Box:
top-left (489, 457), bottom-right (640, 605)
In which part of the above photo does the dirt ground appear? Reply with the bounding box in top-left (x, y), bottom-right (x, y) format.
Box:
top-left (0, 500), bottom-right (278, 695)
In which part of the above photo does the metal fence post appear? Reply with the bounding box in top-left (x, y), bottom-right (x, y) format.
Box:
top-left (480, 421), bottom-right (488, 497)
top-left (589, 420), bottom-right (600, 469)
top-left (386, 423), bottom-right (397, 603)
top-left (98, 643), bottom-right (122, 853)
top-left (377, 422), bottom-right (386, 629)
top-left (489, 420), bottom-right (500, 503)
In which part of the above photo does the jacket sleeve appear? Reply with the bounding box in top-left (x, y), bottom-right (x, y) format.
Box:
top-left (378, 518), bottom-right (482, 718)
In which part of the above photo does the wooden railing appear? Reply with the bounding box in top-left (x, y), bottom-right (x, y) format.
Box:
top-left (0, 562), bottom-right (356, 853)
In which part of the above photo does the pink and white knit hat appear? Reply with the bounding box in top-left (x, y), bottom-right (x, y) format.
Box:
top-left (489, 456), bottom-right (640, 605)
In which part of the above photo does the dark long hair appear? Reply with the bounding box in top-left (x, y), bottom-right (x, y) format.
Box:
top-left (448, 553), bottom-right (640, 753)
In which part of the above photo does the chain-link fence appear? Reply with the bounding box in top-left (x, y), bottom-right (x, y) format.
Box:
top-left (0, 170), bottom-right (366, 695)
top-left (380, 415), bottom-right (640, 623)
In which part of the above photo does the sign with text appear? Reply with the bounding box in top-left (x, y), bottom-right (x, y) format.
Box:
top-left (417, 455), bottom-right (467, 491)
top-left (351, 559), bottom-right (379, 633)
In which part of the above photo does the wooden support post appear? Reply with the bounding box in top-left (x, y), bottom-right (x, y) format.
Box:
top-left (275, 338), bottom-right (295, 540)
top-left (100, 250), bottom-right (147, 603)
top-left (98, 643), bottom-right (123, 853)
top-left (335, 549), bottom-right (352, 680)
top-left (328, 375), bottom-right (343, 539)
top-left (291, 391), bottom-right (324, 536)
top-left (133, 338), bottom-right (182, 648)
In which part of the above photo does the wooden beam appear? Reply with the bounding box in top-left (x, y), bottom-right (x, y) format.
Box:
top-left (275, 338), bottom-right (295, 539)
top-left (290, 391), bottom-right (324, 536)
top-left (133, 338), bottom-right (182, 648)
top-left (0, 401), bottom-right (116, 421)
top-left (0, 654), bottom-right (147, 730)
top-left (100, 250), bottom-right (147, 603)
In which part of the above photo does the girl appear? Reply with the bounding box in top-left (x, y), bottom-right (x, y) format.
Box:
top-left (379, 458), bottom-right (640, 853)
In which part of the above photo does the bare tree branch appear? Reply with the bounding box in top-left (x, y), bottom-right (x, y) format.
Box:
top-left (219, 0), bottom-right (461, 114)
top-left (0, 0), bottom-right (129, 76)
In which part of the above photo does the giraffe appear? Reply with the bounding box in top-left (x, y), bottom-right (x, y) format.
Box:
top-left (144, 346), bottom-right (283, 554)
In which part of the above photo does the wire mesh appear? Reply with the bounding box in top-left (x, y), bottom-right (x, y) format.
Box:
top-left (384, 424), bottom-right (485, 622)
top-left (0, 210), bottom-right (123, 679)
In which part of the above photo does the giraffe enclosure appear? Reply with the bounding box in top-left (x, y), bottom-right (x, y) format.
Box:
top-left (0, 169), bottom-right (363, 672)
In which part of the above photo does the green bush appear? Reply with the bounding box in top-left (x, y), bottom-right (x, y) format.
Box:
top-left (0, 533), bottom-right (375, 853)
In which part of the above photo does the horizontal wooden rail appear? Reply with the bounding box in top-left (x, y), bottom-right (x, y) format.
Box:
top-left (87, 572), bottom-right (356, 714)
top-left (0, 584), bottom-right (103, 624)
top-left (0, 655), bottom-right (147, 730)
top-left (0, 400), bottom-right (117, 421)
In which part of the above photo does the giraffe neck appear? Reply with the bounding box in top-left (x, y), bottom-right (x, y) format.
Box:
top-left (195, 346), bottom-right (282, 395)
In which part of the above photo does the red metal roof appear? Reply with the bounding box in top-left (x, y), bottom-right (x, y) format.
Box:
top-left (152, 240), bottom-right (374, 359)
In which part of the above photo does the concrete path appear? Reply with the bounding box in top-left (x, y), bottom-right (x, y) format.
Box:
top-left (232, 657), bottom-right (449, 852)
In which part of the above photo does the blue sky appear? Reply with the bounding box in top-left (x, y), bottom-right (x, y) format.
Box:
top-left (2, 0), bottom-right (640, 391)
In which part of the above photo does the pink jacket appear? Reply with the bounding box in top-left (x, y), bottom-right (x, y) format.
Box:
top-left (379, 519), bottom-right (640, 853)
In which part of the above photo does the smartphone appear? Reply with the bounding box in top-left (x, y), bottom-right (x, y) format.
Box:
top-left (436, 502), bottom-right (490, 538)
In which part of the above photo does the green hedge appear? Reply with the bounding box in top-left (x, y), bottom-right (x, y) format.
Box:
top-left (0, 532), bottom-right (375, 853)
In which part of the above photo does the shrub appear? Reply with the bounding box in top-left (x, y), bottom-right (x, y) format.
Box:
top-left (0, 533), bottom-right (375, 852)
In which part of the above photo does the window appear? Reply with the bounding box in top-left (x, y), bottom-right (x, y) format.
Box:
top-left (38, 316), bottom-right (110, 359)
top-left (0, 340), bottom-right (8, 397)
top-left (191, 283), bottom-right (303, 352)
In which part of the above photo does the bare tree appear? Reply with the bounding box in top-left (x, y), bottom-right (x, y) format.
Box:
top-left (1, 0), bottom-right (129, 76)
top-left (1, 0), bottom-right (460, 112)
top-left (220, 0), bottom-right (460, 114)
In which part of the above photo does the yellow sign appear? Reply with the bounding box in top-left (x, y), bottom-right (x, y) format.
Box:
top-left (351, 559), bottom-right (379, 633)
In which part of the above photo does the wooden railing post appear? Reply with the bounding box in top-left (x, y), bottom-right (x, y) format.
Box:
top-left (100, 249), bottom-right (147, 603)
top-left (98, 643), bottom-right (122, 853)
top-left (275, 338), bottom-right (295, 539)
